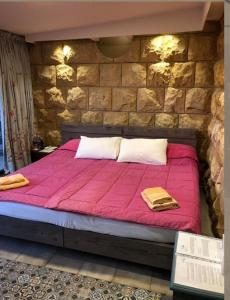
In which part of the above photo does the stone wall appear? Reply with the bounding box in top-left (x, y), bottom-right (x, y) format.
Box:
top-left (29, 22), bottom-right (220, 160)
top-left (206, 19), bottom-right (224, 236)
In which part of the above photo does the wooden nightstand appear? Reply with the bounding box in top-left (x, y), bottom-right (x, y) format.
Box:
top-left (170, 232), bottom-right (224, 300)
top-left (31, 146), bottom-right (57, 162)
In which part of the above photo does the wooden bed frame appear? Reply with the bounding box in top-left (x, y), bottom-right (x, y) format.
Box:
top-left (0, 125), bottom-right (197, 270)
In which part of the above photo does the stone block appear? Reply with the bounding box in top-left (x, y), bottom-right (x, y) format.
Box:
top-left (34, 66), bottom-right (56, 86)
top-left (104, 112), bottom-right (128, 126)
top-left (112, 88), bottom-right (136, 111)
top-left (164, 88), bottom-right (185, 113)
top-left (81, 111), bottom-right (103, 125)
top-left (155, 113), bottom-right (178, 128)
top-left (214, 59), bottom-right (224, 87)
top-left (67, 87), bottom-right (88, 110)
top-left (100, 64), bottom-right (121, 86)
top-left (33, 89), bottom-right (45, 108)
top-left (56, 64), bottom-right (76, 86)
top-left (185, 88), bottom-right (212, 113)
top-left (36, 109), bottom-right (57, 129)
top-left (141, 35), bottom-right (187, 62)
top-left (195, 62), bottom-right (214, 87)
top-left (170, 62), bottom-right (195, 87)
top-left (57, 109), bottom-right (81, 126)
top-left (147, 62), bottom-right (171, 87)
top-left (129, 112), bottom-right (154, 127)
top-left (42, 42), bottom-right (64, 64)
top-left (29, 43), bottom-right (42, 64)
top-left (217, 31), bottom-right (224, 59)
top-left (137, 88), bottom-right (164, 112)
top-left (45, 87), bottom-right (66, 108)
top-left (46, 130), bottom-right (61, 146)
top-left (65, 40), bottom-right (112, 63)
top-left (179, 114), bottom-right (209, 132)
top-left (89, 87), bottom-right (111, 111)
top-left (188, 36), bottom-right (216, 61)
top-left (114, 38), bottom-right (140, 62)
top-left (77, 64), bottom-right (99, 86)
top-left (211, 89), bottom-right (224, 122)
top-left (122, 63), bottom-right (146, 87)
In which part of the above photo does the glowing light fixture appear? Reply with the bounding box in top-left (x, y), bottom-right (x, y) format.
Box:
top-left (63, 45), bottom-right (72, 60)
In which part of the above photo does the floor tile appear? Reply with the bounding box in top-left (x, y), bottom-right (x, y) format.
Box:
top-left (113, 260), bottom-right (152, 290)
top-left (0, 236), bottom-right (27, 260)
top-left (16, 242), bottom-right (57, 266)
top-left (46, 248), bottom-right (85, 274)
top-left (79, 253), bottom-right (117, 281)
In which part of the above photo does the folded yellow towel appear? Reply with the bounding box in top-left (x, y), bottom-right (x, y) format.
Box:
top-left (0, 173), bottom-right (29, 190)
top-left (141, 187), bottom-right (179, 212)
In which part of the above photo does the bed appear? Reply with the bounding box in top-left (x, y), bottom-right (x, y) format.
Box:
top-left (0, 125), bottom-right (199, 270)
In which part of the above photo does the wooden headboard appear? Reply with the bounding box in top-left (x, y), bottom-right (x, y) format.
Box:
top-left (61, 124), bottom-right (197, 148)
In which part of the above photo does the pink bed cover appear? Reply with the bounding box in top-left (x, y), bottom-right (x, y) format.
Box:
top-left (0, 140), bottom-right (201, 233)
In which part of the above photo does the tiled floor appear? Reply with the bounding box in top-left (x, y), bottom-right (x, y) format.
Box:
top-left (0, 191), bottom-right (212, 296)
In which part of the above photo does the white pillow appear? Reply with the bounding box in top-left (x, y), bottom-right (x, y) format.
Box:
top-left (117, 138), bottom-right (168, 165)
top-left (75, 136), bottom-right (122, 160)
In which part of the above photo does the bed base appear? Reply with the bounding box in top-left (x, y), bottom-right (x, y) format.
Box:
top-left (0, 126), bottom-right (197, 271)
top-left (0, 215), bottom-right (173, 270)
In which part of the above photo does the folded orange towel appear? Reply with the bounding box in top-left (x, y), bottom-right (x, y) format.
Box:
top-left (0, 173), bottom-right (29, 190)
top-left (141, 187), bottom-right (179, 212)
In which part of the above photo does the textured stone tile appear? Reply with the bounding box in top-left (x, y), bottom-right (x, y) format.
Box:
top-left (188, 36), bottom-right (216, 61)
top-left (67, 87), bottom-right (88, 110)
top-left (155, 113), bottom-right (178, 128)
top-left (147, 62), bottom-right (171, 87)
top-left (122, 63), bottom-right (146, 87)
top-left (113, 261), bottom-right (152, 290)
top-left (100, 64), bottom-right (121, 86)
top-left (33, 65), bottom-right (56, 86)
top-left (29, 43), bottom-right (43, 64)
top-left (164, 88), bottom-right (185, 113)
top-left (112, 88), bottom-right (136, 112)
top-left (89, 87), bottom-right (111, 111)
top-left (46, 248), bottom-right (85, 274)
top-left (56, 64), bottom-right (76, 86)
top-left (45, 87), bottom-right (66, 108)
top-left (129, 112), bottom-right (154, 127)
top-left (185, 88), bottom-right (212, 113)
top-left (179, 114), bottom-right (210, 132)
top-left (114, 37), bottom-right (140, 62)
top-left (141, 35), bottom-right (187, 62)
top-left (42, 42), bottom-right (64, 64)
top-left (103, 111), bottom-right (128, 126)
top-left (33, 89), bottom-right (45, 108)
top-left (137, 88), bottom-right (164, 112)
top-left (195, 62), bottom-right (214, 87)
top-left (81, 111), bottom-right (103, 125)
top-left (46, 130), bottom-right (61, 146)
top-left (77, 64), bottom-right (99, 86)
top-left (56, 109), bottom-right (81, 126)
top-left (170, 62), bottom-right (195, 87)
top-left (214, 59), bottom-right (224, 87)
top-left (16, 243), bottom-right (56, 266)
top-left (79, 254), bottom-right (117, 281)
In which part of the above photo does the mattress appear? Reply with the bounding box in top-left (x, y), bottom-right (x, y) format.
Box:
top-left (0, 139), bottom-right (201, 234)
top-left (0, 201), bottom-right (175, 243)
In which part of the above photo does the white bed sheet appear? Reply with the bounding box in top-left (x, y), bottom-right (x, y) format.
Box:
top-left (0, 202), bottom-right (175, 243)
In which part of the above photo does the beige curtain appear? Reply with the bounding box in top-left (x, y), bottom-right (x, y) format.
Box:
top-left (0, 31), bottom-right (34, 172)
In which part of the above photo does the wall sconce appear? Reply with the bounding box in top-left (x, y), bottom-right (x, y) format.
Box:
top-left (63, 45), bottom-right (72, 62)
top-left (97, 36), bottom-right (133, 58)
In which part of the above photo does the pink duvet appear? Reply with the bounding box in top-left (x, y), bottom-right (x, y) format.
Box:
top-left (0, 140), bottom-right (201, 233)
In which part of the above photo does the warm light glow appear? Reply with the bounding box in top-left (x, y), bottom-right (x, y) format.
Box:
top-left (63, 45), bottom-right (72, 59)
top-left (149, 35), bottom-right (181, 60)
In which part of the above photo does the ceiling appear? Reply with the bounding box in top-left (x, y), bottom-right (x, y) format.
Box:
top-left (0, 2), bottom-right (224, 42)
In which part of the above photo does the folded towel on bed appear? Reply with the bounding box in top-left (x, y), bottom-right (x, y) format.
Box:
top-left (0, 173), bottom-right (29, 190)
top-left (141, 187), bottom-right (179, 211)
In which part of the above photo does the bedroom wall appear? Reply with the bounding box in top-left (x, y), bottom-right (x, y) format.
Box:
top-left (206, 18), bottom-right (224, 236)
top-left (29, 21), bottom-right (220, 163)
